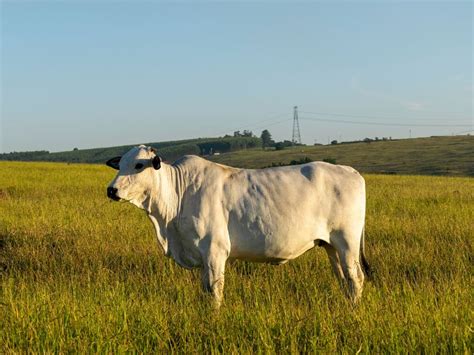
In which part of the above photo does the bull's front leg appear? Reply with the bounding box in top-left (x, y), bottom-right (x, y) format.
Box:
top-left (200, 243), bottom-right (228, 308)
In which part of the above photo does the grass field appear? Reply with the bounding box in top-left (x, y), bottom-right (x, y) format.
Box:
top-left (0, 161), bottom-right (473, 352)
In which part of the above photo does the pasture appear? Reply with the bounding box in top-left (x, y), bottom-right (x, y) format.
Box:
top-left (0, 161), bottom-right (472, 352)
top-left (210, 135), bottom-right (474, 176)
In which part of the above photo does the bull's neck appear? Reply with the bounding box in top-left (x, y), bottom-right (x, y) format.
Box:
top-left (147, 162), bottom-right (187, 225)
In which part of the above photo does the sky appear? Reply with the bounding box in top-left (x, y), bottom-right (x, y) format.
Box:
top-left (1, 0), bottom-right (472, 153)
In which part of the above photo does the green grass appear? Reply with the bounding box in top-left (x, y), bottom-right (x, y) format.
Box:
top-left (0, 161), bottom-right (473, 352)
top-left (210, 135), bottom-right (474, 176)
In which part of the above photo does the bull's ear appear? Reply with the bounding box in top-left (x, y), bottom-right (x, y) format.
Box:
top-left (152, 155), bottom-right (161, 170)
top-left (106, 156), bottom-right (121, 170)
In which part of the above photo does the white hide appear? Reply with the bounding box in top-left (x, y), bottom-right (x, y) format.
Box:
top-left (108, 145), bottom-right (368, 305)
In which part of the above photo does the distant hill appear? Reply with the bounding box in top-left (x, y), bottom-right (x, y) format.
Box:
top-left (0, 136), bottom-right (261, 164)
top-left (209, 135), bottom-right (474, 177)
top-left (2, 135), bottom-right (472, 177)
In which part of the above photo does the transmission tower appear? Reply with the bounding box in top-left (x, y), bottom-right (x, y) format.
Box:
top-left (292, 106), bottom-right (302, 144)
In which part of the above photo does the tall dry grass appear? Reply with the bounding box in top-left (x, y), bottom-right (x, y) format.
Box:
top-left (0, 161), bottom-right (472, 352)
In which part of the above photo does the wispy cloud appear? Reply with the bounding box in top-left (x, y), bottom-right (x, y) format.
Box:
top-left (351, 76), bottom-right (427, 112)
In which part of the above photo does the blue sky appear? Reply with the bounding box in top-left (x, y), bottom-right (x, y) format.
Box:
top-left (1, 1), bottom-right (472, 152)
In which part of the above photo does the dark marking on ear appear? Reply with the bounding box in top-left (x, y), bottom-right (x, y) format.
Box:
top-left (152, 155), bottom-right (161, 170)
top-left (106, 156), bottom-right (121, 170)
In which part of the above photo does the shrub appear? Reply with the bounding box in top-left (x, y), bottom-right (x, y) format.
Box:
top-left (290, 157), bottom-right (312, 165)
top-left (323, 158), bottom-right (337, 164)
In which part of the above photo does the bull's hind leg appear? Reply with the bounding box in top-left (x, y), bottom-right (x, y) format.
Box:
top-left (330, 231), bottom-right (365, 303)
top-left (319, 241), bottom-right (345, 285)
top-left (339, 249), bottom-right (365, 303)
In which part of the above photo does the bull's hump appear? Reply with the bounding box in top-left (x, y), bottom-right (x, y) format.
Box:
top-left (172, 154), bottom-right (201, 166)
top-left (173, 155), bottom-right (240, 174)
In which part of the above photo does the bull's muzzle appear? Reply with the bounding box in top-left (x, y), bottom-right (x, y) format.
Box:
top-left (107, 187), bottom-right (120, 201)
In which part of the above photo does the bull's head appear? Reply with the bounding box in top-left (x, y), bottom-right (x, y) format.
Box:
top-left (106, 145), bottom-right (161, 205)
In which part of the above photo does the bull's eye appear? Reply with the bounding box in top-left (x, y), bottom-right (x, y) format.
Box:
top-left (135, 163), bottom-right (144, 170)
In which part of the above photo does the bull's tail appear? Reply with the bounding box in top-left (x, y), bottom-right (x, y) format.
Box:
top-left (360, 226), bottom-right (372, 280)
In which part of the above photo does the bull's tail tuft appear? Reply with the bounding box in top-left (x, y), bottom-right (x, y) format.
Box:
top-left (360, 226), bottom-right (373, 280)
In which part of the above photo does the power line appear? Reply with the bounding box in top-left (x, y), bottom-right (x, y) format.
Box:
top-left (216, 109), bottom-right (472, 138)
top-left (299, 110), bottom-right (472, 123)
top-left (454, 129), bottom-right (474, 134)
top-left (252, 118), bottom-right (292, 131)
top-left (299, 116), bottom-right (471, 127)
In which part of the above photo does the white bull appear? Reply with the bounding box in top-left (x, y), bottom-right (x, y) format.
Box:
top-left (106, 145), bottom-right (370, 306)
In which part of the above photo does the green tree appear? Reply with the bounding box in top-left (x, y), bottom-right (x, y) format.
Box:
top-left (260, 129), bottom-right (273, 148)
